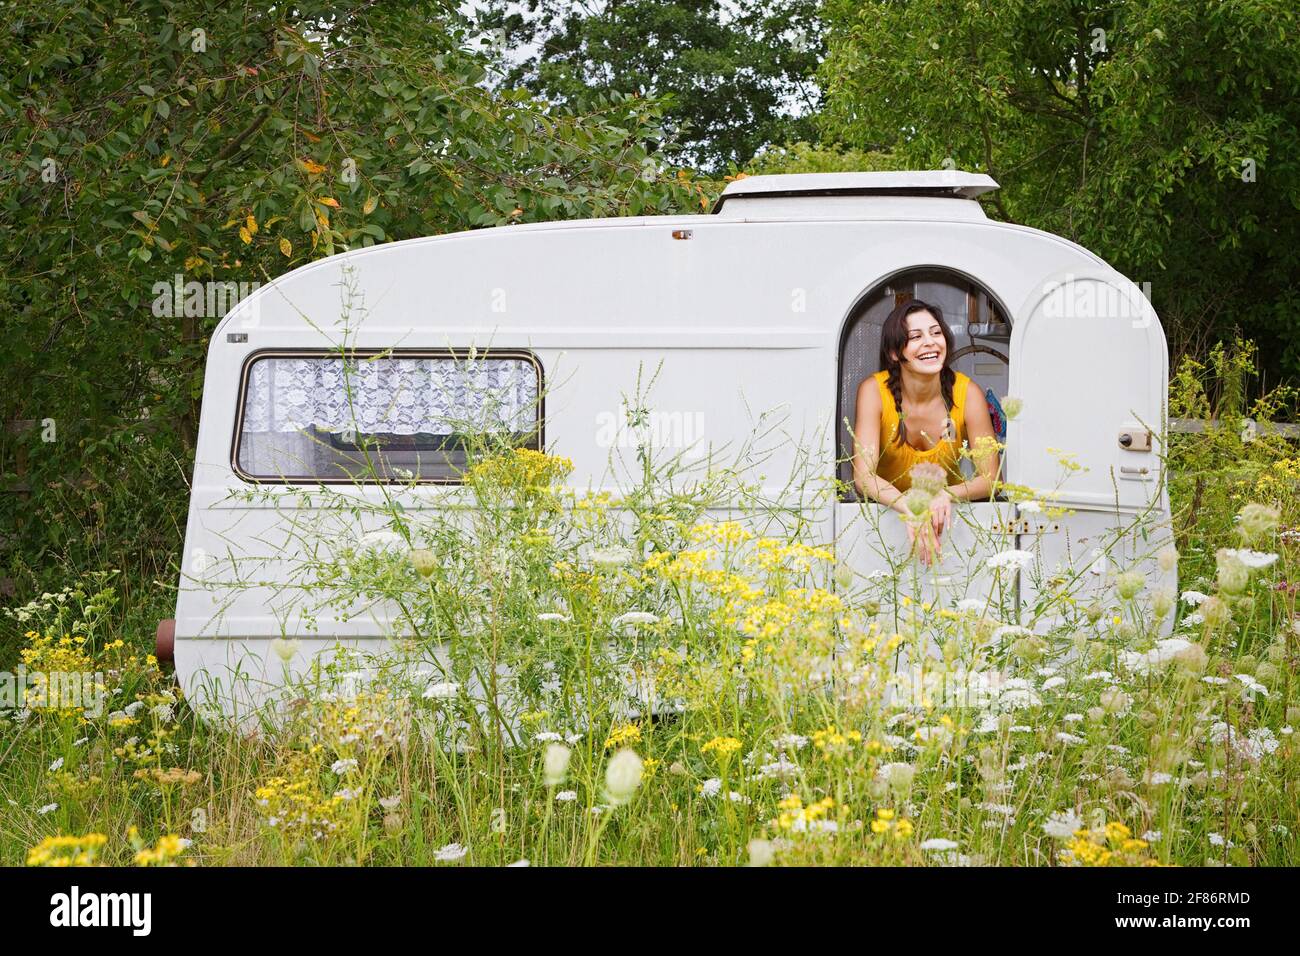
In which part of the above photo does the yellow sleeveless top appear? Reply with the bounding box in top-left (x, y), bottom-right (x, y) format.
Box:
top-left (873, 370), bottom-right (970, 492)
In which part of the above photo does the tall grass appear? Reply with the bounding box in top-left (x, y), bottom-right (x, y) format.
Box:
top-left (1, 342), bottom-right (1296, 868)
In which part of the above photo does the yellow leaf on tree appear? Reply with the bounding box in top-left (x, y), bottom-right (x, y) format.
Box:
top-left (362, 194), bottom-right (378, 215)
top-left (160, 154), bottom-right (171, 167)
top-left (183, 256), bottom-right (204, 271)
top-left (279, 237), bottom-right (292, 257)
top-left (238, 226), bottom-right (252, 244)
top-left (245, 214), bottom-right (258, 234)
top-left (299, 158), bottom-right (327, 175)
top-left (317, 197), bottom-right (341, 208)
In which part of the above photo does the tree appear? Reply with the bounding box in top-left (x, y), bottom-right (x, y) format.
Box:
top-left (819, 0), bottom-right (1300, 381)
top-left (0, 0), bottom-right (703, 580)
top-left (472, 0), bottom-right (825, 173)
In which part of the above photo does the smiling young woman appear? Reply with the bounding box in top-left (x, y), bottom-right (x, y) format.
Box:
top-left (851, 299), bottom-right (1000, 563)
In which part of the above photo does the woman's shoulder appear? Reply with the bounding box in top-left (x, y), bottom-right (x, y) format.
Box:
top-left (859, 369), bottom-right (889, 392)
top-left (952, 371), bottom-right (977, 415)
top-left (857, 371), bottom-right (890, 416)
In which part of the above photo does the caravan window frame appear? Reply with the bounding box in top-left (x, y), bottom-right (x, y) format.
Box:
top-left (229, 347), bottom-right (544, 485)
top-left (835, 267), bottom-right (1013, 503)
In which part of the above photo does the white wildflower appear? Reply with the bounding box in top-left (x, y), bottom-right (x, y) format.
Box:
top-left (1043, 810), bottom-right (1084, 839)
top-left (270, 638), bottom-right (300, 663)
top-left (987, 549), bottom-right (1034, 571)
top-left (1235, 674), bottom-right (1269, 699)
top-left (920, 838), bottom-right (960, 852)
top-left (434, 842), bottom-right (469, 862)
top-left (1119, 638), bottom-right (1193, 674)
top-left (604, 749), bottom-right (643, 805)
top-left (612, 611), bottom-right (659, 628)
top-left (589, 546), bottom-right (635, 570)
top-left (423, 680), bottom-right (460, 700)
top-left (1218, 549), bottom-right (1278, 570)
top-left (542, 744), bottom-right (572, 787)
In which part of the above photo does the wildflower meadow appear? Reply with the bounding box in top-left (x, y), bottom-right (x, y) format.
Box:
top-left (1, 342), bottom-right (1296, 871)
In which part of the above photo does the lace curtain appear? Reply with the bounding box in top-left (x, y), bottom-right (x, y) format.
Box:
top-left (241, 355), bottom-right (539, 436)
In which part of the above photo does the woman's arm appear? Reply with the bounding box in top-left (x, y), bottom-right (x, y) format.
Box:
top-left (944, 381), bottom-right (1001, 502)
top-left (851, 378), bottom-right (909, 513)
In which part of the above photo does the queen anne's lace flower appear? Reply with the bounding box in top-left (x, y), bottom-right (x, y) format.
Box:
top-left (987, 549), bottom-right (1035, 571)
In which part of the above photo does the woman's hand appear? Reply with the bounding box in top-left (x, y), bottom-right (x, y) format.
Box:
top-left (904, 518), bottom-right (938, 566)
top-left (901, 490), bottom-right (951, 567)
top-left (930, 489), bottom-right (953, 541)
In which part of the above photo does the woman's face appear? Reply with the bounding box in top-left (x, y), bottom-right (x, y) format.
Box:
top-left (900, 310), bottom-right (946, 374)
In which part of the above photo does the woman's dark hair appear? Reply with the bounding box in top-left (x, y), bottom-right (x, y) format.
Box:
top-left (878, 298), bottom-right (956, 447)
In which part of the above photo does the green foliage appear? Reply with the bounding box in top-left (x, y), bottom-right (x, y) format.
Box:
top-left (0, 0), bottom-right (700, 586)
top-left (473, 0), bottom-right (824, 173)
top-left (746, 140), bottom-right (897, 175)
top-left (1168, 339), bottom-right (1300, 579)
top-left (819, 0), bottom-right (1300, 379)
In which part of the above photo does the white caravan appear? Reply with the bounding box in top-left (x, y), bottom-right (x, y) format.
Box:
top-left (159, 171), bottom-right (1174, 718)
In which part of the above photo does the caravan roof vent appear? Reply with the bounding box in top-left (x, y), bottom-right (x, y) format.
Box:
top-left (712, 170), bottom-right (999, 219)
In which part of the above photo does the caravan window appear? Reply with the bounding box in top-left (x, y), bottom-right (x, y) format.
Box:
top-left (233, 350), bottom-right (541, 483)
top-left (837, 269), bottom-right (1010, 501)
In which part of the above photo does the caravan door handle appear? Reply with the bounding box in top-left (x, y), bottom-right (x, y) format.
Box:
top-left (1118, 428), bottom-right (1151, 451)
